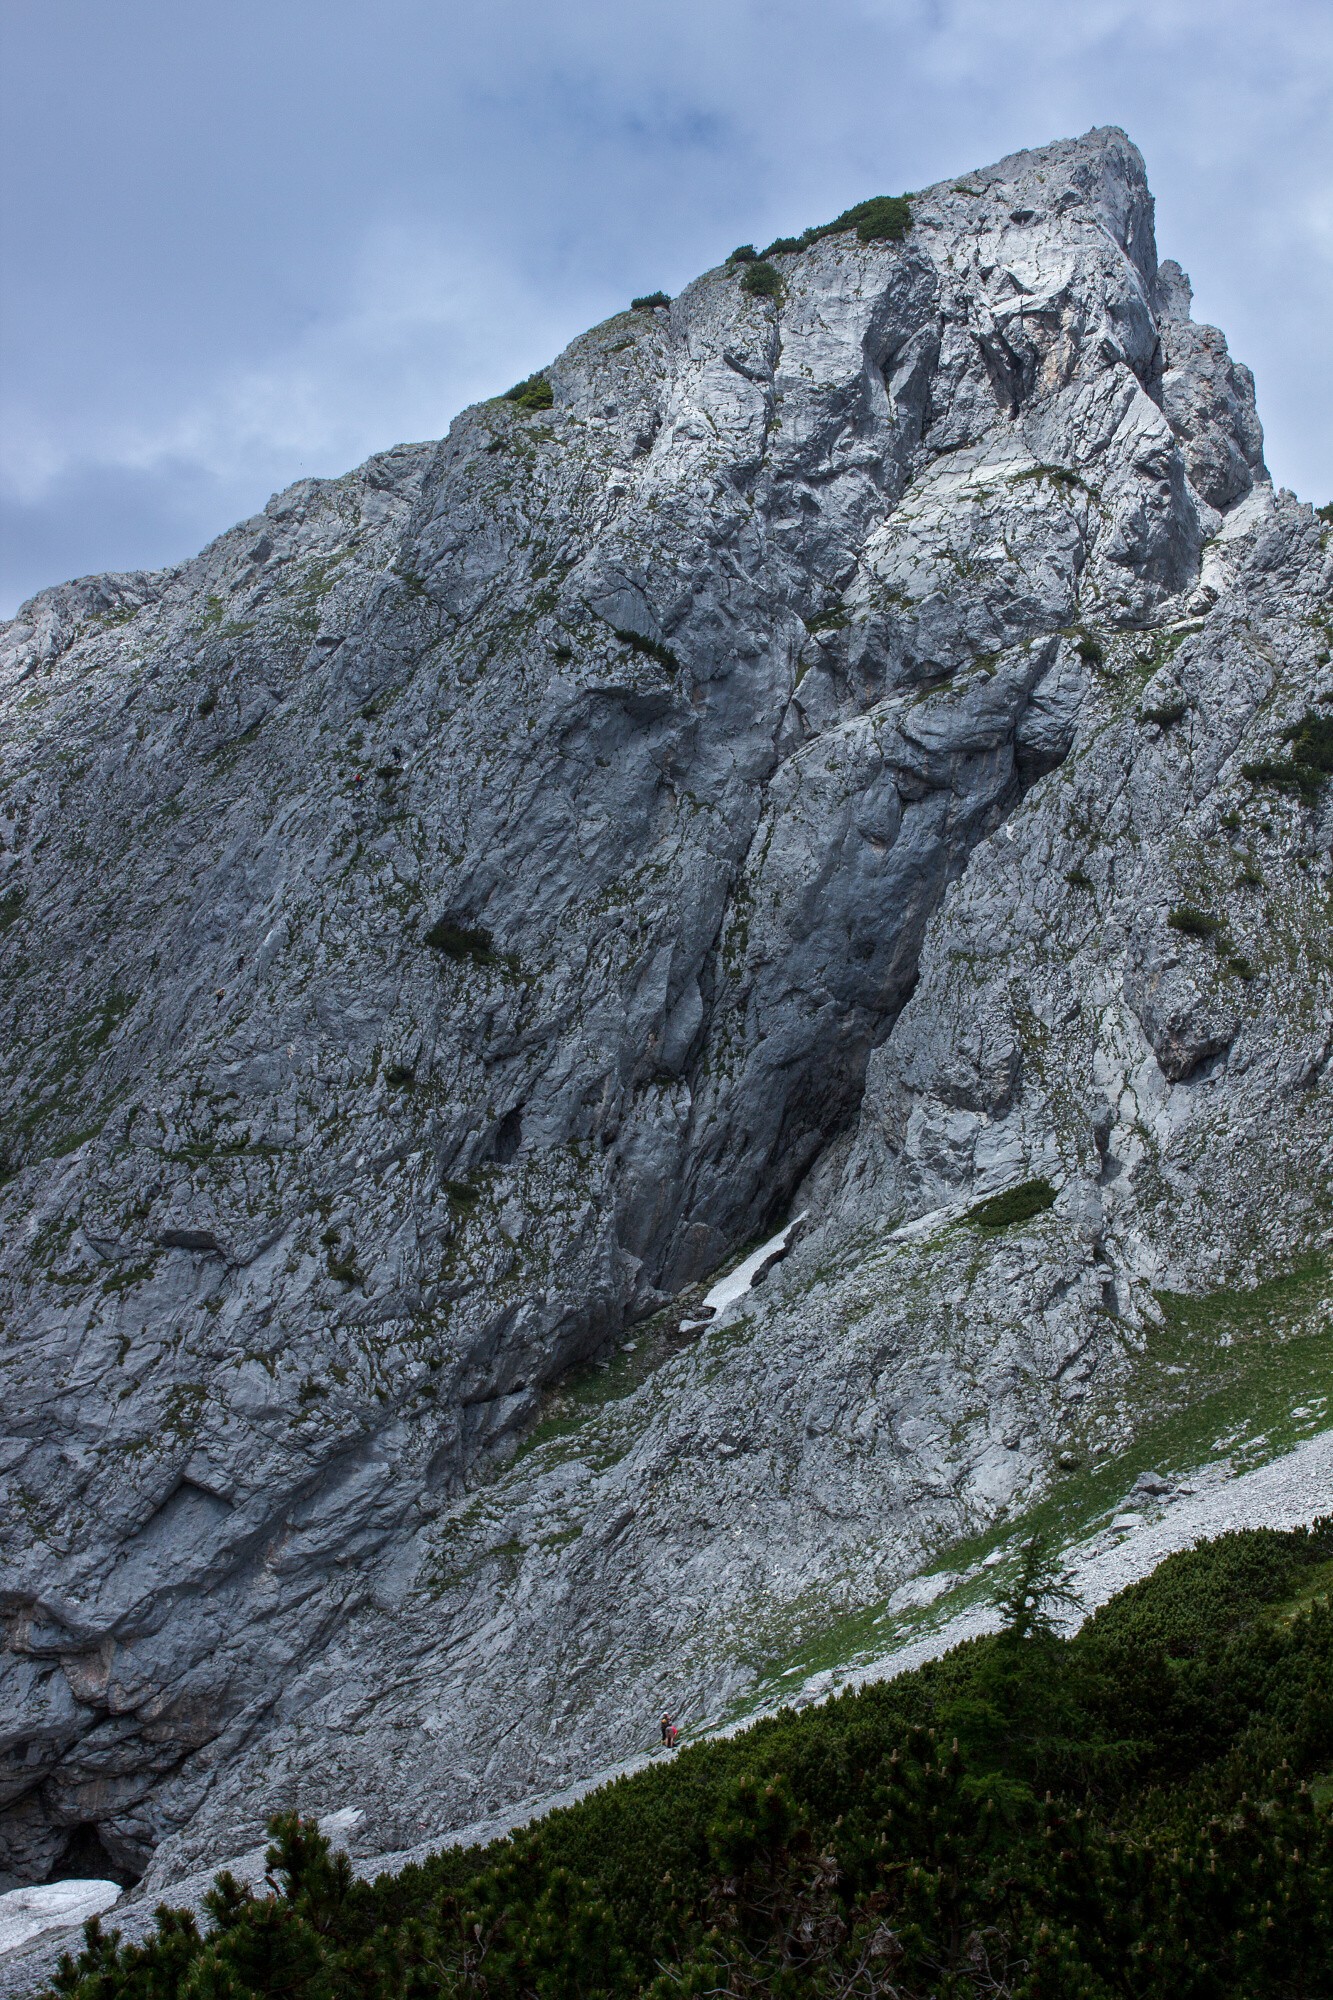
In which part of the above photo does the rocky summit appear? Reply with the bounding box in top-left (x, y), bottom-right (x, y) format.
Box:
top-left (2, 125), bottom-right (1330, 1895)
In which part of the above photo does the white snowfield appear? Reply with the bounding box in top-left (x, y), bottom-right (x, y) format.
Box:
top-left (6, 1427), bottom-right (1327, 1993)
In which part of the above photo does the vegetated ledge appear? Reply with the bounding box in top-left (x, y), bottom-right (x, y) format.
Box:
top-left (41, 1522), bottom-right (1333, 1999)
top-left (501, 373), bottom-right (554, 413)
top-left (965, 1176), bottom-right (1057, 1229)
top-left (610, 627), bottom-right (681, 672)
top-left (1241, 711), bottom-right (1333, 802)
top-left (421, 917), bottom-right (519, 976)
top-left (725, 193), bottom-right (914, 305)
top-left (757, 192), bottom-right (913, 257)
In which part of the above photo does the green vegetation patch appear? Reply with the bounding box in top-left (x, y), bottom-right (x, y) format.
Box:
top-left (1167, 904), bottom-right (1224, 939)
top-left (445, 1179), bottom-right (482, 1215)
top-left (1013, 463), bottom-right (1090, 494)
top-left (1141, 698), bottom-right (1188, 727)
top-left (761, 192), bottom-right (913, 257)
top-left (326, 1250), bottom-right (362, 1286)
top-left (630, 291), bottom-right (670, 311)
top-left (611, 627), bottom-right (681, 672)
top-left (503, 373), bottom-right (555, 412)
top-left (508, 1291), bottom-right (709, 1470)
top-left (739, 1253), bottom-right (1333, 1709)
top-left (48, 1522), bottom-right (1333, 2000)
top-left (422, 917), bottom-right (513, 971)
top-left (1242, 710), bottom-right (1333, 802)
top-left (2, 988), bottom-right (134, 1175)
top-left (739, 259), bottom-right (782, 299)
top-left (965, 1176), bottom-right (1057, 1230)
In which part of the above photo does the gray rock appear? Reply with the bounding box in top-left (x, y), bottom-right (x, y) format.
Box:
top-left (2, 124), bottom-right (1329, 1890)
top-left (1123, 923), bottom-right (1238, 1081)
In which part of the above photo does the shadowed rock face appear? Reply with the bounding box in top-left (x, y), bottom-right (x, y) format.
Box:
top-left (4, 123), bottom-right (1322, 1887)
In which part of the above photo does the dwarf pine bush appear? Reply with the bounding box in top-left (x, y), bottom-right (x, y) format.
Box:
top-left (503, 372), bottom-right (554, 412)
top-left (966, 1177), bottom-right (1057, 1229)
top-left (740, 260), bottom-right (782, 299)
top-left (50, 1523), bottom-right (1333, 1998)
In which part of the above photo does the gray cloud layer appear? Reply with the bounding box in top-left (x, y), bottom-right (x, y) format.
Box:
top-left (2, 0), bottom-right (1330, 616)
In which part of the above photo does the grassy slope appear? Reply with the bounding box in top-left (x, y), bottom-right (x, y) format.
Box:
top-left (730, 1250), bottom-right (1333, 1710)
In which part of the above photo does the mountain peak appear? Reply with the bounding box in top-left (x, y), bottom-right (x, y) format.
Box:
top-left (1, 130), bottom-right (1321, 1907)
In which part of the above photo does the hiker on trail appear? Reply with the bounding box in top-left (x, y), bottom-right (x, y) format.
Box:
top-left (660, 1713), bottom-right (679, 1749)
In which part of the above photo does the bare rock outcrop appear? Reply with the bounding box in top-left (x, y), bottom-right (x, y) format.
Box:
top-left (4, 126), bottom-right (1328, 1889)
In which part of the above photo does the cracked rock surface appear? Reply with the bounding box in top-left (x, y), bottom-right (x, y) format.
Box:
top-left (2, 125), bottom-right (1330, 1888)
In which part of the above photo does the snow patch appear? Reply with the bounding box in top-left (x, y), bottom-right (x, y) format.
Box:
top-left (700, 1214), bottom-right (807, 1320)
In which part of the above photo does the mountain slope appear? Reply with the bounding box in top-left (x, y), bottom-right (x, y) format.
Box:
top-left (1, 125), bottom-right (1328, 1890)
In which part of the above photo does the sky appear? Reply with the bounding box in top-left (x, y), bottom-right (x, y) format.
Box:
top-left (2, 0), bottom-right (1330, 618)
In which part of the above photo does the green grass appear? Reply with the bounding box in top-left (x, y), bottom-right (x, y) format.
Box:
top-left (803, 607), bottom-right (849, 634)
top-left (1012, 463), bottom-right (1089, 494)
top-left (508, 1291), bottom-right (709, 1468)
top-left (732, 1252), bottom-right (1333, 1711)
top-left (610, 627), bottom-right (681, 672)
top-left (967, 1252), bottom-right (1333, 1559)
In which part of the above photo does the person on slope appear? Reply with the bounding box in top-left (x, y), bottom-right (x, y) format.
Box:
top-left (660, 1713), bottom-right (680, 1749)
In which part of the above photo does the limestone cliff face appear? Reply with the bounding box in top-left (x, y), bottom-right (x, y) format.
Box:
top-left (2, 126), bottom-right (1327, 1887)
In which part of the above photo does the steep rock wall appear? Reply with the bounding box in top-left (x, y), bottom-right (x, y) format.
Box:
top-left (1, 127), bottom-right (1307, 1884)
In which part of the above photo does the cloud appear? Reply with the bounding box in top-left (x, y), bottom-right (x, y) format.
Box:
top-left (2, 0), bottom-right (1329, 614)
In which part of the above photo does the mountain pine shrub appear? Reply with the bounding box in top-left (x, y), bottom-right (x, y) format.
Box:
top-left (1168, 905), bottom-right (1224, 939)
top-left (1242, 711), bottom-right (1333, 801)
top-left (503, 372), bottom-right (554, 412)
top-left (759, 193), bottom-right (913, 260)
top-left (1141, 697), bottom-right (1187, 726)
top-left (966, 1177), bottom-right (1057, 1229)
top-left (740, 260), bottom-right (782, 299)
top-left (423, 918), bottom-right (504, 967)
top-left (46, 1523), bottom-right (1333, 1998)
